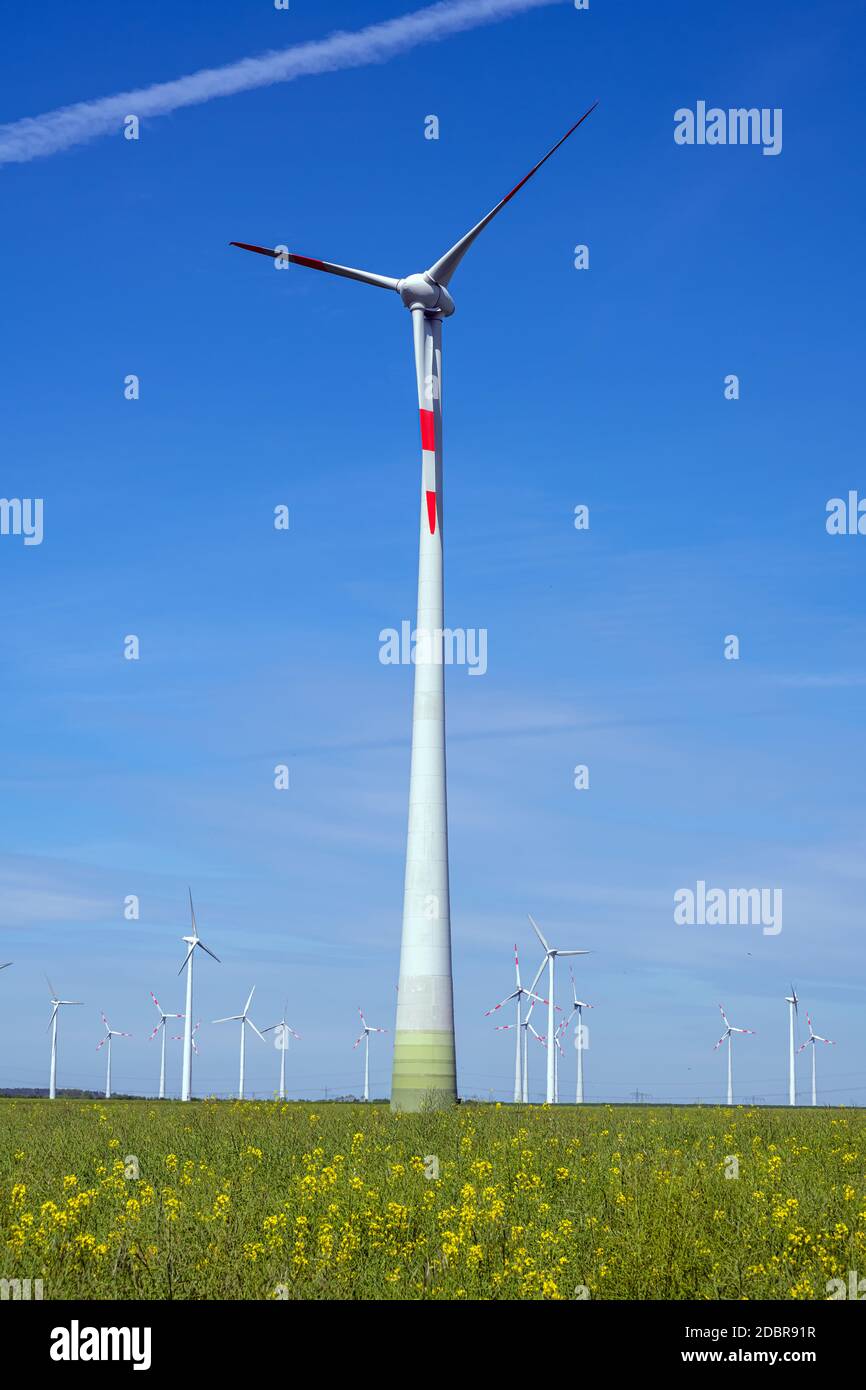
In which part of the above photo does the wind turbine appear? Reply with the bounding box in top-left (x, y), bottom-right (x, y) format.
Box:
top-left (714, 1005), bottom-right (755, 1106)
top-left (148, 992), bottom-right (183, 1100)
top-left (527, 914), bottom-right (590, 1104)
top-left (231, 104), bottom-right (598, 1112)
top-left (262, 1004), bottom-right (301, 1101)
top-left (173, 1019), bottom-right (201, 1058)
top-left (213, 987), bottom-right (265, 1100)
top-left (178, 889), bottom-right (219, 1102)
top-left (499, 1000), bottom-right (547, 1103)
top-left (46, 980), bottom-right (82, 1100)
top-left (521, 1002), bottom-right (547, 1102)
top-left (561, 968), bottom-right (594, 1104)
top-left (785, 984), bottom-right (799, 1106)
top-left (353, 1008), bottom-right (387, 1103)
top-left (484, 944), bottom-right (547, 1102)
top-left (96, 1013), bottom-right (132, 1100)
top-left (0, 962), bottom-right (11, 971)
top-left (797, 1013), bottom-right (835, 1107)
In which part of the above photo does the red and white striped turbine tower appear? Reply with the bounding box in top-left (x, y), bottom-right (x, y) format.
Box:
top-left (232, 105), bottom-right (597, 1111)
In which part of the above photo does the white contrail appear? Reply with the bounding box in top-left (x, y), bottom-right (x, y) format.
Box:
top-left (0, 0), bottom-right (560, 167)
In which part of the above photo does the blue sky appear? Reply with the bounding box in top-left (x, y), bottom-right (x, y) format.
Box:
top-left (1, 0), bottom-right (865, 1103)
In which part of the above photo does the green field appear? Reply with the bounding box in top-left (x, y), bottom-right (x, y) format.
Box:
top-left (1, 1098), bottom-right (864, 1300)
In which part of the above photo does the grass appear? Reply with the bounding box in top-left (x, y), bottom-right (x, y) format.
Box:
top-left (1, 1097), bottom-right (864, 1299)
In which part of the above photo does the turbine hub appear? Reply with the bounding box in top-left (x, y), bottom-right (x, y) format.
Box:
top-left (397, 272), bottom-right (455, 317)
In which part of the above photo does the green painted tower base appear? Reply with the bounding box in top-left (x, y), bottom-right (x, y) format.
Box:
top-left (390, 1030), bottom-right (457, 1112)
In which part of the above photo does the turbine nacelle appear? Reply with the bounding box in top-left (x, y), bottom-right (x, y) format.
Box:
top-left (397, 272), bottom-right (455, 318)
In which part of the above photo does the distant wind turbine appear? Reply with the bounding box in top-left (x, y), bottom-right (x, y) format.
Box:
top-left (561, 968), bottom-right (593, 1104)
top-left (785, 984), bottom-right (799, 1106)
top-left (213, 986), bottom-right (266, 1100)
top-left (521, 1002), bottom-right (546, 1102)
top-left (528, 915), bottom-right (590, 1103)
top-left (262, 1004), bottom-right (301, 1101)
top-left (173, 1019), bottom-right (201, 1058)
top-left (96, 1013), bottom-right (132, 1100)
top-left (798, 1013), bottom-right (835, 1107)
top-left (178, 889), bottom-right (220, 1102)
top-left (714, 1005), bottom-right (755, 1106)
top-left (353, 1008), bottom-right (387, 1102)
top-left (484, 944), bottom-right (547, 1102)
top-left (46, 979), bottom-right (82, 1100)
top-left (148, 992), bottom-right (183, 1100)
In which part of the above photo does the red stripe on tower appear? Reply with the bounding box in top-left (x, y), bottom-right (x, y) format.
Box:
top-left (420, 409), bottom-right (436, 452)
top-left (426, 491), bottom-right (437, 534)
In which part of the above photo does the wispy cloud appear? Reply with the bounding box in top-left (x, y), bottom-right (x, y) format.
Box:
top-left (0, 0), bottom-right (558, 167)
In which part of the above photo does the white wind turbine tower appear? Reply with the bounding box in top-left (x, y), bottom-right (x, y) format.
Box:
top-left (499, 1001), bottom-right (547, 1102)
top-left (262, 1004), bottom-right (301, 1101)
top-left (484, 944), bottom-right (547, 1102)
top-left (714, 1005), bottom-right (755, 1106)
top-left (232, 104), bottom-right (598, 1111)
top-left (46, 979), bottom-right (82, 1100)
top-left (528, 914), bottom-right (590, 1104)
top-left (520, 1002), bottom-right (546, 1102)
top-left (353, 1008), bottom-right (387, 1103)
top-left (785, 984), bottom-right (799, 1106)
top-left (561, 967), bottom-right (594, 1104)
top-left (551, 1023), bottom-right (567, 1103)
top-left (798, 1013), bottom-right (835, 1107)
top-left (213, 987), bottom-right (266, 1100)
top-left (96, 1013), bottom-right (132, 1100)
top-left (493, 1011), bottom-right (546, 1103)
top-left (178, 889), bottom-right (219, 1102)
top-left (148, 992), bottom-right (183, 1100)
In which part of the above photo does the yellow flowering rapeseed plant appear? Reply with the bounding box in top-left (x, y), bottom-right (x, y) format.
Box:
top-left (0, 1098), bottom-right (864, 1299)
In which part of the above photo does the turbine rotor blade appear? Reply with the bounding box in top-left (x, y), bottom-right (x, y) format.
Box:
top-left (426, 103), bottom-right (598, 289)
top-left (528, 958), bottom-right (546, 996)
top-left (196, 940), bottom-right (220, 963)
top-left (483, 990), bottom-right (519, 1016)
top-left (527, 914), bottom-right (550, 953)
top-left (230, 243), bottom-right (399, 293)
